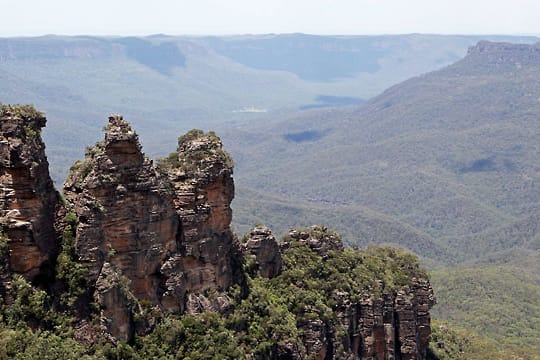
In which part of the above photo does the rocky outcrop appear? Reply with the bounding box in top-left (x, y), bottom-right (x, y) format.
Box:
top-left (346, 279), bottom-right (435, 360)
top-left (241, 225), bottom-right (282, 278)
top-left (285, 225), bottom-right (344, 255)
top-left (95, 262), bottom-right (138, 343)
top-left (64, 115), bottom-right (181, 302)
top-left (62, 117), bottom-right (242, 337)
top-left (0, 105), bottom-right (60, 282)
top-left (63, 115), bottom-right (186, 338)
top-left (461, 41), bottom-right (540, 74)
top-left (282, 226), bottom-right (436, 360)
top-left (0, 107), bottom-right (436, 357)
top-left (164, 129), bottom-right (239, 313)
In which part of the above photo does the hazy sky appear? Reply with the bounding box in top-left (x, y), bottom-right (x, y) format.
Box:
top-left (1, 0), bottom-right (540, 36)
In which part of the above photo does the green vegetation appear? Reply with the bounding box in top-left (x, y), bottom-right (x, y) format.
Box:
top-left (0, 227), bottom-right (427, 358)
top-left (66, 142), bottom-right (106, 187)
top-left (0, 229), bottom-right (8, 258)
top-left (0, 328), bottom-right (101, 360)
top-left (177, 129), bottom-right (206, 149)
top-left (427, 320), bottom-right (540, 360)
top-left (0, 104), bottom-right (43, 141)
top-left (133, 230), bottom-right (427, 358)
top-left (0, 104), bottom-right (44, 119)
top-left (157, 129), bottom-right (233, 174)
top-left (178, 130), bottom-right (233, 173)
top-left (155, 151), bottom-right (180, 170)
top-left (430, 256), bottom-right (540, 354)
top-left (56, 213), bottom-right (89, 309)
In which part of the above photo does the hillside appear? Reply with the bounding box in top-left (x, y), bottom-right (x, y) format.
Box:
top-left (226, 41), bottom-right (540, 265)
top-left (430, 250), bottom-right (540, 356)
top-left (223, 41), bottom-right (540, 356)
top-left (1, 34), bottom-right (538, 185)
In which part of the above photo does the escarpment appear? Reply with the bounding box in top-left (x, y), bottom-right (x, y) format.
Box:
top-left (274, 226), bottom-right (436, 360)
top-left (0, 106), bottom-right (435, 359)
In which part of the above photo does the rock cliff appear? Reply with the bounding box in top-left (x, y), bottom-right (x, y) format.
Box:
top-left (163, 129), bottom-right (240, 313)
top-left (62, 115), bottom-right (187, 339)
top-left (62, 116), bottom-right (241, 339)
top-left (279, 226), bottom-right (435, 360)
top-left (64, 115), bottom-right (181, 308)
top-left (0, 105), bottom-right (60, 284)
top-left (0, 106), bottom-right (435, 358)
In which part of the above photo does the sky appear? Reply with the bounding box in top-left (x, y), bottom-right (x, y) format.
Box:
top-left (1, 0), bottom-right (540, 36)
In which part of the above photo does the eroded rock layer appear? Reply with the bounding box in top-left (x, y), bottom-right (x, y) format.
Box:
top-left (164, 129), bottom-right (239, 313)
top-left (62, 118), bottom-right (241, 337)
top-left (241, 225), bottom-right (282, 278)
top-left (63, 116), bottom-right (185, 315)
top-left (281, 227), bottom-right (436, 360)
top-left (0, 106), bottom-right (60, 282)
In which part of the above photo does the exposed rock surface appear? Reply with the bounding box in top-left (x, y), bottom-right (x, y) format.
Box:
top-left (324, 280), bottom-right (435, 360)
top-left (468, 40), bottom-right (540, 63)
top-left (164, 129), bottom-right (240, 313)
top-left (281, 226), bottom-right (436, 360)
top-left (0, 106), bottom-right (60, 282)
top-left (285, 225), bottom-right (344, 255)
top-left (241, 225), bottom-right (282, 278)
top-left (62, 115), bottom-right (185, 339)
top-left (0, 108), bottom-right (436, 358)
top-left (455, 41), bottom-right (540, 75)
top-left (95, 262), bottom-right (137, 343)
top-left (62, 118), bottom-right (242, 337)
top-left (347, 278), bottom-right (435, 360)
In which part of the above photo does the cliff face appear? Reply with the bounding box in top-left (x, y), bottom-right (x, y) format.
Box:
top-left (0, 106), bottom-right (60, 283)
top-left (63, 115), bottom-right (182, 308)
top-left (0, 107), bottom-right (435, 358)
top-left (62, 116), bottom-right (240, 339)
top-left (164, 129), bottom-right (239, 313)
top-left (279, 227), bottom-right (435, 360)
top-left (347, 279), bottom-right (434, 360)
top-left (62, 116), bottom-right (186, 339)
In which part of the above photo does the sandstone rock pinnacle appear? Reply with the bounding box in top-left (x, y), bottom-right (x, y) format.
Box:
top-left (0, 105), bottom-right (60, 282)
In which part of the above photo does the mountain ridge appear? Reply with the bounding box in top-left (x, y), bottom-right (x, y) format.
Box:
top-left (226, 40), bottom-right (540, 266)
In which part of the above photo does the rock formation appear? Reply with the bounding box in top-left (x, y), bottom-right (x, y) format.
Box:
top-left (281, 226), bottom-right (436, 360)
top-left (0, 107), bottom-right (435, 358)
top-left (0, 105), bottom-right (60, 283)
top-left (164, 129), bottom-right (240, 313)
top-left (241, 225), bottom-right (282, 278)
top-left (168, 130), bottom-right (237, 313)
top-left (62, 115), bottom-right (184, 339)
top-left (285, 225), bottom-right (344, 255)
top-left (62, 117), bottom-right (241, 338)
top-left (345, 278), bottom-right (434, 360)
